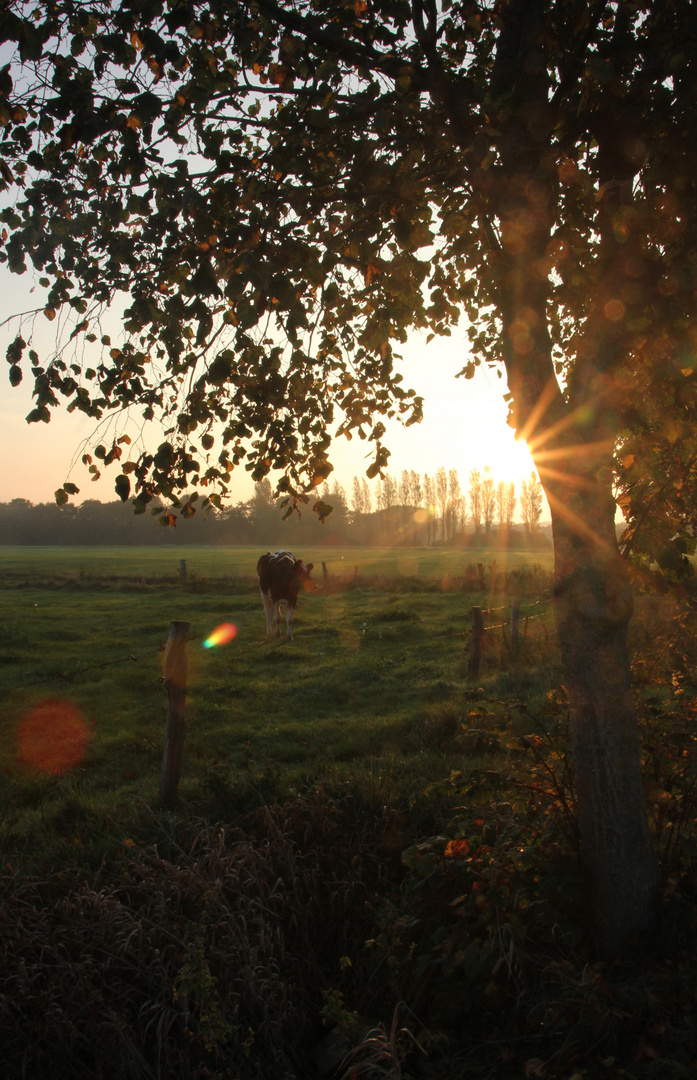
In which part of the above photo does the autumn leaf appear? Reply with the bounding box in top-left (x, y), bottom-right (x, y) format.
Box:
top-left (444, 839), bottom-right (470, 859)
top-left (114, 474), bottom-right (131, 502)
top-left (364, 262), bottom-right (380, 285)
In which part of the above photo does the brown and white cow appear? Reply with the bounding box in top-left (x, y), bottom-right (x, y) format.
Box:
top-left (257, 550), bottom-right (317, 641)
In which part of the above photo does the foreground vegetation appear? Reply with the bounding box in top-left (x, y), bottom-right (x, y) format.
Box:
top-left (1, 547), bottom-right (696, 1079)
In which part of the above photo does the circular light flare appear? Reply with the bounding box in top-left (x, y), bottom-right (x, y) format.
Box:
top-left (203, 622), bottom-right (238, 649)
top-left (604, 299), bottom-right (626, 322)
top-left (17, 698), bottom-right (92, 774)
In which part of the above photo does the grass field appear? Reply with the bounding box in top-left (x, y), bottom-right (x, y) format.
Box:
top-left (0, 545), bottom-right (557, 869)
top-left (2, 545), bottom-right (696, 1080)
top-left (0, 542), bottom-right (554, 582)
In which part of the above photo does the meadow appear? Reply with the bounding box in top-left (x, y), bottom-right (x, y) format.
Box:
top-left (1, 545), bottom-right (696, 1080)
top-left (0, 545), bottom-right (555, 858)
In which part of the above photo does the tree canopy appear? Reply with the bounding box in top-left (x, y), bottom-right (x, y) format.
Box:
top-left (0, 0), bottom-right (692, 545)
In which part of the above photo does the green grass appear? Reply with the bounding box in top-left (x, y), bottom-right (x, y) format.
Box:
top-left (0, 545), bottom-right (557, 870)
top-left (0, 542), bottom-right (553, 582)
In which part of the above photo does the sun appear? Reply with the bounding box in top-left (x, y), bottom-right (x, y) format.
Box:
top-left (477, 431), bottom-right (537, 488)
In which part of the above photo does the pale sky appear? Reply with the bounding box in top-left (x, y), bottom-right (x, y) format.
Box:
top-left (0, 266), bottom-right (541, 514)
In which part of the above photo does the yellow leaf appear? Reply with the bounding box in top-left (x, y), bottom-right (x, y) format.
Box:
top-left (364, 262), bottom-right (380, 285)
top-left (44, 307), bottom-right (56, 321)
top-left (444, 839), bottom-right (470, 859)
top-left (622, 453), bottom-right (635, 468)
top-left (127, 114), bottom-right (141, 130)
top-left (130, 32), bottom-right (144, 50)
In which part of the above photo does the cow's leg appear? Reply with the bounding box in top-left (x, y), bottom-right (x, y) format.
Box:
top-left (260, 588), bottom-right (274, 635)
top-left (286, 602), bottom-right (295, 641)
top-left (273, 601), bottom-right (282, 636)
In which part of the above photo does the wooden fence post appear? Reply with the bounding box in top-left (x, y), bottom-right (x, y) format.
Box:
top-left (159, 620), bottom-right (190, 808)
top-left (510, 601), bottom-right (521, 652)
top-left (322, 561), bottom-right (328, 586)
top-left (468, 606), bottom-right (484, 678)
top-left (179, 559), bottom-right (187, 585)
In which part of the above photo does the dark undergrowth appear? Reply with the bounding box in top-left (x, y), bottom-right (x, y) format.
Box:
top-left (3, 689), bottom-right (697, 1080)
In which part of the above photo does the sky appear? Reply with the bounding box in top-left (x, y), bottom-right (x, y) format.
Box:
top-left (0, 265), bottom-right (542, 515)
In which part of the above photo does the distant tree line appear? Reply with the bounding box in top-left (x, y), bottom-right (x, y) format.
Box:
top-left (0, 468), bottom-right (546, 547)
top-left (349, 466), bottom-right (544, 546)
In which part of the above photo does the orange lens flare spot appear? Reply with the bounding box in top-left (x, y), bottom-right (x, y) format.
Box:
top-left (17, 698), bottom-right (92, 774)
top-left (604, 299), bottom-right (625, 321)
top-left (203, 622), bottom-right (237, 649)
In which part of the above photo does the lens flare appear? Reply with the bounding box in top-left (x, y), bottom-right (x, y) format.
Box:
top-left (17, 698), bottom-right (92, 774)
top-left (203, 622), bottom-right (237, 649)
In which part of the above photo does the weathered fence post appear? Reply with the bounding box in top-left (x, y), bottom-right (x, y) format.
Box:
top-left (179, 559), bottom-right (187, 585)
top-left (468, 607), bottom-right (484, 678)
top-left (159, 620), bottom-right (190, 809)
top-left (322, 561), bottom-right (328, 586)
top-left (510, 601), bottom-right (521, 652)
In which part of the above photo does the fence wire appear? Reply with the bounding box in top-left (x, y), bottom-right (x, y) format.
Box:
top-left (1, 642), bottom-right (166, 694)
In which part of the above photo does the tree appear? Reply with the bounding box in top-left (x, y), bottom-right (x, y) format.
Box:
top-left (4, 0), bottom-right (692, 943)
top-left (249, 478), bottom-right (279, 539)
top-left (446, 467), bottom-right (462, 541)
top-left (381, 472), bottom-right (397, 510)
top-left (408, 470), bottom-right (422, 509)
top-left (468, 468), bottom-right (482, 535)
top-left (351, 475), bottom-right (364, 515)
top-left (496, 480), bottom-right (506, 529)
top-left (422, 473), bottom-right (436, 546)
top-left (520, 471), bottom-right (544, 535)
top-left (504, 481), bottom-right (517, 530)
top-left (495, 477), bottom-right (517, 535)
top-left (481, 466), bottom-right (495, 533)
top-left (361, 478), bottom-right (372, 515)
top-left (398, 468), bottom-right (411, 506)
top-left (435, 466), bottom-right (448, 541)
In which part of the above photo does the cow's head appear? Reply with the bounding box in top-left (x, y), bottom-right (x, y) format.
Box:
top-left (295, 559), bottom-right (317, 592)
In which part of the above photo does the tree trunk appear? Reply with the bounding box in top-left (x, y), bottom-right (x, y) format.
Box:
top-left (549, 483), bottom-right (660, 950)
top-left (457, 0), bottom-right (661, 947)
